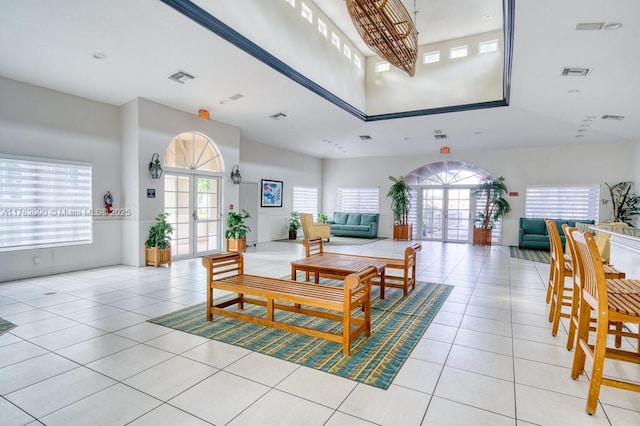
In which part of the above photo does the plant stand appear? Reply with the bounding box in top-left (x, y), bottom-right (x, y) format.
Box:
top-left (473, 228), bottom-right (492, 246)
top-left (227, 237), bottom-right (247, 253)
top-left (393, 224), bottom-right (413, 241)
top-left (145, 246), bottom-right (172, 267)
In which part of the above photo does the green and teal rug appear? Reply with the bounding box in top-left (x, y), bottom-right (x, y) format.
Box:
top-left (273, 236), bottom-right (385, 246)
top-left (509, 246), bottom-right (550, 264)
top-left (0, 317), bottom-right (17, 335)
top-left (149, 281), bottom-right (452, 389)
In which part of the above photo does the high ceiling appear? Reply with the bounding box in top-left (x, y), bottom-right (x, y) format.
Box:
top-left (0, 0), bottom-right (638, 159)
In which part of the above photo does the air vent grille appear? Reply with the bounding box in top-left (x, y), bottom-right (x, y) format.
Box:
top-left (229, 93), bottom-right (244, 101)
top-left (561, 67), bottom-right (591, 77)
top-left (601, 115), bottom-right (625, 121)
top-left (168, 70), bottom-right (195, 84)
top-left (269, 112), bottom-right (287, 120)
top-left (359, 135), bottom-right (372, 140)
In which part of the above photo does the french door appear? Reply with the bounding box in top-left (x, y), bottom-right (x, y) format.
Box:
top-left (164, 172), bottom-right (222, 259)
top-left (419, 187), bottom-right (472, 242)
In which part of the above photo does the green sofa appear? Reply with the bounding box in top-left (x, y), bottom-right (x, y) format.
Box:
top-left (328, 212), bottom-right (379, 238)
top-left (518, 218), bottom-right (594, 251)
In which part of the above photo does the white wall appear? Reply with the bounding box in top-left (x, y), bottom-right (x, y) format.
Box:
top-left (322, 141), bottom-right (636, 246)
top-left (240, 138), bottom-right (322, 242)
top-left (365, 30), bottom-right (504, 114)
top-left (0, 77), bottom-right (122, 281)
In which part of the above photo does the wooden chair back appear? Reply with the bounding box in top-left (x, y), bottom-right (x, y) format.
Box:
top-left (545, 219), bottom-right (564, 261)
top-left (303, 237), bottom-right (324, 257)
top-left (570, 230), bottom-right (606, 312)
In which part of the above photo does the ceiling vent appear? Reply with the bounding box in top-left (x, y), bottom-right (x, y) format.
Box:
top-left (269, 112), bottom-right (287, 120)
top-left (561, 67), bottom-right (591, 77)
top-left (601, 115), bottom-right (625, 121)
top-left (168, 70), bottom-right (195, 84)
top-left (229, 93), bottom-right (244, 101)
top-left (359, 135), bottom-right (372, 140)
top-left (434, 134), bottom-right (447, 140)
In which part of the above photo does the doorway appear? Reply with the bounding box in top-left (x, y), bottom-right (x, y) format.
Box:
top-left (164, 172), bottom-right (222, 259)
top-left (419, 187), bottom-right (472, 242)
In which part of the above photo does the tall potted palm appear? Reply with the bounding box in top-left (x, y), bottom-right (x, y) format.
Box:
top-left (471, 176), bottom-right (511, 245)
top-left (387, 175), bottom-right (413, 240)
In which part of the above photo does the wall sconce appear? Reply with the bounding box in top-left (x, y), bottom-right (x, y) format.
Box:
top-left (149, 153), bottom-right (163, 179)
top-left (230, 164), bottom-right (242, 184)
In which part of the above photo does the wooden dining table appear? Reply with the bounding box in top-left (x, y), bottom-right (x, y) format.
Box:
top-left (290, 253), bottom-right (387, 299)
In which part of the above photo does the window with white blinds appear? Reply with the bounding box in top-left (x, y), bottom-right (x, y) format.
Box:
top-left (0, 156), bottom-right (93, 251)
top-left (336, 187), bottom-right (379, 213)
top-left (525, 185), bottom-right (599, 221)
top-left (293, 185), bottom-right (318, 219)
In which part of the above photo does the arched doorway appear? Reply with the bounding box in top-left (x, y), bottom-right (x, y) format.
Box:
top-left (163, 131), bottom-right (224, 259)
top-left (405, 161), bottom-right (498, 243)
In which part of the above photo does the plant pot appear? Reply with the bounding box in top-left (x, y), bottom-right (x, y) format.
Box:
top-left (288, 230), bottom-right (298, 240)
top-left (473, 228), bottom-right (492, 246)
top-left (227, 237), bottom-right (247, 253)
top-left (393, 224), bottom-right (413, 241)
top-left (145, 246), bottom-right (171, 267)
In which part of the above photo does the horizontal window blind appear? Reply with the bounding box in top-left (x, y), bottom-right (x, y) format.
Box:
top-left (525, 185), bottom-right (599, 221)
top-left (0, 156), bottom-right (92, 251)
top-left (293, 185), bottom-right (318, 220)
top-left (336, 187), bottom-right (379, 213)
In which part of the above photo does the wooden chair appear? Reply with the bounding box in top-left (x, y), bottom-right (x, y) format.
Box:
top-left (545, 219), bottom-right (573, 336)
top-left (570, 230), bottom-right (640, 415)
top-left (299, 213), bottom-right (331, 242)
top-left (563, 225), bottom-right (628, 351)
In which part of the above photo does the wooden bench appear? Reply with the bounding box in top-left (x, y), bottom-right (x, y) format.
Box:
top-left (202, 252), bottom-right (376, 356)
top-left (302, 237), bottom-right (421, 297)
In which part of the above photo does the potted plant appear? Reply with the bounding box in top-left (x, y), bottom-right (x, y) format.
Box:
top-left (317, 212), bottom-right (328, 223)
top-left (471, 176), bottom-right (511, 245)
top-left (387, 175), bottom-right (413, 240)
top-left (145, 212), bottom-right (174, 267)
top-left (288, 211), bottom-right (301, 239)
top-left (225, 209), bottom-right (251, 252)
top-left (604, 181), bottom-right (640, 226)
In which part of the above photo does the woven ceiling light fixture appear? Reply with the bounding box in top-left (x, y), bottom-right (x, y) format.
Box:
top-left (346, 0), bottom-right (419, 77)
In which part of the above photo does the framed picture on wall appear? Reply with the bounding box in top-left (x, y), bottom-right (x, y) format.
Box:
top-left (261, 179), bottom-right (283, 207)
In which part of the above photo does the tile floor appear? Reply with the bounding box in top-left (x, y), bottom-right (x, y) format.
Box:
top-left (1, 239), bottom-right (639, 425)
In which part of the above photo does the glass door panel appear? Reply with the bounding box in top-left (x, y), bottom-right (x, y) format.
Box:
top-left (165, 174), bottom-right (191, 257)
top-left (420, 188), bottom-right (443, 240)
top-left (195, 176), bottom-right (221, 255)
top-left (445, 188), bottom-right (471, 242)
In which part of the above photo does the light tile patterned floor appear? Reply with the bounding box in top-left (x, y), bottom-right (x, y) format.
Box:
top-left (1, 239), bottom-right (639, 425)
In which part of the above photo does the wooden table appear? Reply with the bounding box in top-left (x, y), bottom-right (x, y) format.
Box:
top-left (291, 254), bottom-right (387, 299)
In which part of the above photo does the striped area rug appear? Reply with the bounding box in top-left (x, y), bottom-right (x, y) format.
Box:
top-left (0, 317), bottom-right (17, 335)
top-left (148, 281), bottom-right (452, 389)
top-left (509, 246), bottom-right (551, 264)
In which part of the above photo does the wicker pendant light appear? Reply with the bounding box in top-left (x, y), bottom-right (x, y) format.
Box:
top-left (346, 0), bottom-right (418, 77)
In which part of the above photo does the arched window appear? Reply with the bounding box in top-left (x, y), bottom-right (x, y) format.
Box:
top-left (163, 131), bottom-right (222, 171)
top-left (405, 161), bottom-right (493, 186)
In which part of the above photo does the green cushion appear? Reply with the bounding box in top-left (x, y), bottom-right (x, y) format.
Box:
top-left (346, 214), bottom-right (361, 225)
top-left (333, 212), bottom-right (348, 225)
top-left (521, 218), bottom-right (546, 235)
top-left (360, 214), bottom-right (378, 226)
